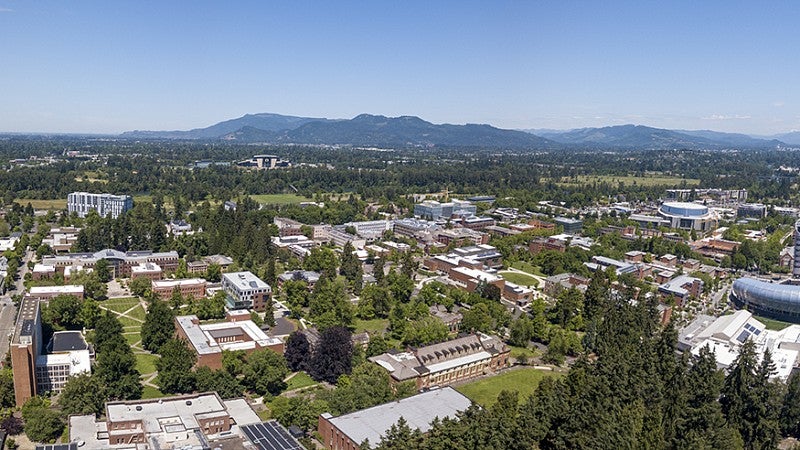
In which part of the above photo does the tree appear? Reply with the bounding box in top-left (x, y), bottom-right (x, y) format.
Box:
top-left (94, 336), bottom-right (142, 400)
top-left (552, 287), bottom-right (584, 331)
top-left (58, 373), bottom-right (107, 416)
top-left (373, 258), bottom-right (385, 285)
top-left (0, 369), bottom-right (15, 409)
top-left (156, 339), bottom-right (197, 394)
top-left (284, 331), bottom-right (312, 372)
top-left (340, 242), bottom-right (362, 283)
top-left (41, 294), bottom-right (83, 330)
top-left (175, 258), bottom-right (189, 279)
top-left (0, 416), bottom-right (23, 435)
top-left (304, 247), bottom-right (339, 279)
top-left (374, 417), bottom-right (424, 450)
top-left (92, 311), bottom-right (124, 354)
top-left (94, 258), bottom-right (112, 282)
top-left (141, 299), bottom-right (175, 353)
top-left (509, 315), bottom-right (535, 347)
top-left (21, 398), bottom-right (64, 443)
top-left (461, 303), bottom-right (494, 333)
top-left (271, 394), bottom-right (330, 432)
top-left (192, 290), bottom-right (226, 320)
top-left (205, 263), bottom-right (222, 282)
top-left (782, 372), bottom-right (800, 437)
top-left (79, 299), bottom-right (101, 329)
top-left (129, 276), bottom-right (152, 297)
top-left (194, 366), bottom-right (244, 399)
top-left (243, 348), bottom-right (289, 397)
top-left (310, 326), bottom-right (353, 384)
top-left (402, 316), bottom-right (449, 346)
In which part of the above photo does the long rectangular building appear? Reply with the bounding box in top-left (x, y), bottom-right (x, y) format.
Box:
top-left (318, 387), bottom-right (472, 450)
top-left (41, 249), bottom-right (179, 278)
top-left (67, 192), bottom-right (133, 219)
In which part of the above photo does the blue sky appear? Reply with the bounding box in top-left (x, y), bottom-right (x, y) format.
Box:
top-left (0, 1), bottom-right (798, 134)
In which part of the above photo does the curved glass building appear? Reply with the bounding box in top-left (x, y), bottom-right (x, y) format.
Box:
top-left (731, 277), bottom-right (800, 322)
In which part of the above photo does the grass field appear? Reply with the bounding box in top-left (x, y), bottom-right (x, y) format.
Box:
top-left (141, 386), bottom-right (166, 399)
top-left (285, 371), bottom-right (318, 391)
top-left (126, 304), bottom-right (147, 321)
top-left (509, 345), bottom-right (539, 361)
top-left (124, 332), bottom-right (141, 346)
top-left (753, 314), bottom-right (792, 331)
top-left (17, 199), bottom-right (67, 210)
top-left (456, 368), bottom-right (561, 406)
top-left (117, 315), bottom-right (143, 327)
top-left (499, 271), bottom-right (539, 287)
top-left (135, 353), bottom-right (159, 375)
top-left (103, 297), bottom-right (141, 314)
top-left (553, 174), bottom-right (701, 187)
top-left (249, 194), bottom-right (312, 205)
top-left (354, 318), bottom-right (389, 334)
top-left (510, 261), bottom-right (545, 277)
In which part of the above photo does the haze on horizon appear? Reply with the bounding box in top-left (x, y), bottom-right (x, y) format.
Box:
top-left (1, 1), bottom-right (798, 136)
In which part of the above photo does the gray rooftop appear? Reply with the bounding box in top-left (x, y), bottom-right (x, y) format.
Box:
top-left (50, 331), bottom-right (89, 352)
top-left (324, 388), bottom-right (471, 446)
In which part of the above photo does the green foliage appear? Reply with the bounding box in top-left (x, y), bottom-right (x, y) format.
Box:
top-left (156, 339), bottom-right (197, 394)
top-left (271, 394), bottom-right (330, 432)
top-left (194, 366), bottom-right (244, 399)
top-left (40, 294), bottom-right (83, 330)
top-left (22, 398), bottom-right (64, 443)
top-left (129, 276), bottom-right (152, 297)
top-left (141, 299), bottom-right (175, 353)
top-left (58, 373), bottom-right (107, 416)
top-left (310, 326), bottom-right (353, 384)
top-left (0, 369), bottom-right (15, 409)
top-left (191, 290), bottom-right (226, 320)
top-left (242, 348), bottom-right (289, 397)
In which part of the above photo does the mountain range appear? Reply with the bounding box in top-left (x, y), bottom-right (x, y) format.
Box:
top-left (122, 113), bottom-right (794, 150)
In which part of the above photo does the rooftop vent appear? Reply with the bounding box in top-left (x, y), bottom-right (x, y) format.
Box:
top-left (186, 400), bottom-right (192, 406)
top-left (135, 405), bottom-right (142, 411)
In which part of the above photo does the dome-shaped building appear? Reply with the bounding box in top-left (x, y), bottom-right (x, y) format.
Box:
top-left (731, 277), bottom-right (800, 322)
top-left (657, 201), bottom-right (718, 232)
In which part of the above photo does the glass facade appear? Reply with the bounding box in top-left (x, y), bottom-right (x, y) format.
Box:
top-left (731, 278), bottom-right (800, 322)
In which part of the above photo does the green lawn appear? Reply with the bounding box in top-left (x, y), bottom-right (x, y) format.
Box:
top-left (285, 371), bottom-right (318, 391)
top-left (753, 314), bottom-right (793, 331)
top-left (135, 353), bottom-right (159, 375)
top-left (141, 386), bottom-right (166, 399)
top-left (510, 261), bottom-right (545, 277)
top-left (16, 199), bottom-right (67, 210)
top-left (126, 304), bottom-right (147, 321)
top-left (553, 174), bottom-right (701, 187)
top-left (103, 297), bottom-right (141, 314)
top-left (456, 368), bottom-right (561, 407)
top-left (249, 194), bottom-right (312, 205)
top-left (124, 331), bottom-right (142, 346)
top-left (499, 271), bottom-right (539, 287)
top-left (354, 318), bottom-right (389, 334)
top-left (117, 315), bottom-right (144, 327)
top-left (509, 345), bottom-right (539, 361)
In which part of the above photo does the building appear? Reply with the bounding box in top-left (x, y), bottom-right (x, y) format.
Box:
top-left (459, 216), bottom-right (496, 230)
top-left (554, 217), bottom-right (583, 234)
top-left (203, 254), bottom-right (235, 271)
top-left (221, 271), bottom-right (272, 311)
top-left (151, 278), bottom-right (207, 301)
top-left (237, 154), bottom-right (289, 169)
top-left (794, 219), bottom-right (800, 278)
top-left (737, 203), bottom-right (767, 219)
top-left (657, 202), bottom-right (719, 232)
top-left (41, 227), bottom-right (80, 253)
top-left (36, 331), bottom-right (92, 394)
top-left (429, 305), bottom-right (462, 332)
top-left (67, 192), bottom-right (133, 219)
top-left (31, 264), bottom-right (56, 280)
top-left (328, 228), bottom-right (367, 249)
top-left (26, 285), bottom-right (84, 301)
top-left (731, 277), bottom-right (800, 322)
top-left (343, 220), bottom-right (392, 239)
top-left (70, 392), bottom-right (263, 449)
top-left (277, 270), bottom-right (321, 289)
top-left (436, 228), bottom-right (489, 246)
top-left (274, 217), bottom-right (305, 237)
top-left (544, 273), bottom-right (590, 297)
top-left (11, 298), bottom-right (91, 406)
top-left (130, 263), bottom-right (163, 281)
top-left (175, 315), bottom-right (284, 370)
top-left (41, 249), bottom-right (179, 278)
top-left (392, 218), bottom-right (440, 239)
top-left (318, 387), bottom-right (472, 450)
top-left (167, 220), bottom-right (193, 235)
top-left (658, 275), bottom-right (703, 306)
top-left (584, 256), bottom-right (641, 278)
top-left (369, 333), bottom-right (509, 390)
top-left (678, 310), bottom-right (799, 380)
top-left (413, 199), bottom-right (476, 221)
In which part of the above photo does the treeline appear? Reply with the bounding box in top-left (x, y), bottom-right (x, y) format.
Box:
top-left (367, 292), bottom-right (798, 450)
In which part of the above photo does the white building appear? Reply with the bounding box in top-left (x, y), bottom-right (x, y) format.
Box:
top-left (35, 331), bottom-right (92, 394)
top-left (68, 192), bottom-right (133, 219)
top-left (221, 271), bottom-right (271, 311)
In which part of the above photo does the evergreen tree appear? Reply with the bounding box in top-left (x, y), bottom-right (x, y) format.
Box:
top-left (141, 299), bottom-right (175, 353)
top-left (156, 339), bottom-right (197, 394)
top-left (781, 372), bottom-right (800, 437)
top-left (58, 373), bottom-right (107, 416)
top-left (373, 258), bottom-right (385, 285)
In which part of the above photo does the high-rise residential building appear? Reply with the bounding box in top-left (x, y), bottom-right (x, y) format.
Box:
top-left (413, 199), bottom-right (476, 220)
top-left (794, 220), bottom-right (800, 278)
top-left (67, 192), bottom-right (133, 219)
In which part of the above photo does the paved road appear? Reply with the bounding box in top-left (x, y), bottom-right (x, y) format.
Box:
top-left (0, 248), bottom-right (33, 359)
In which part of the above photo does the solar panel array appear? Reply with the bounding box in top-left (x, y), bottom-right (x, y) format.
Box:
top-left (35, 444), bottom-right (78, 450)
top-left (241, 421), bottom-right (304, 450)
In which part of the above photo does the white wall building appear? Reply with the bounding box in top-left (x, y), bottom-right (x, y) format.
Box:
top-left (68, 192), bottom-right (133, 219)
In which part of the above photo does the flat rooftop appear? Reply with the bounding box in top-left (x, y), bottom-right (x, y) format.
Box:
top-left (324, 388), bottom-right (471, 446)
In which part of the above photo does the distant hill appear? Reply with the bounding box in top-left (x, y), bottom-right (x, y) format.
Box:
top-left (121, 113), bottom-right (333, 140)
top-left (535, 125), bottom-right (784, 149)
top-left (124, 113), bottom-right (557, 149)
top-left (770, 131), bottom-right (800, 146)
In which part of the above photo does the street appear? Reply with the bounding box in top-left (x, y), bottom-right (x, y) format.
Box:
top-left (0, 248), bottom-right (32, 359)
